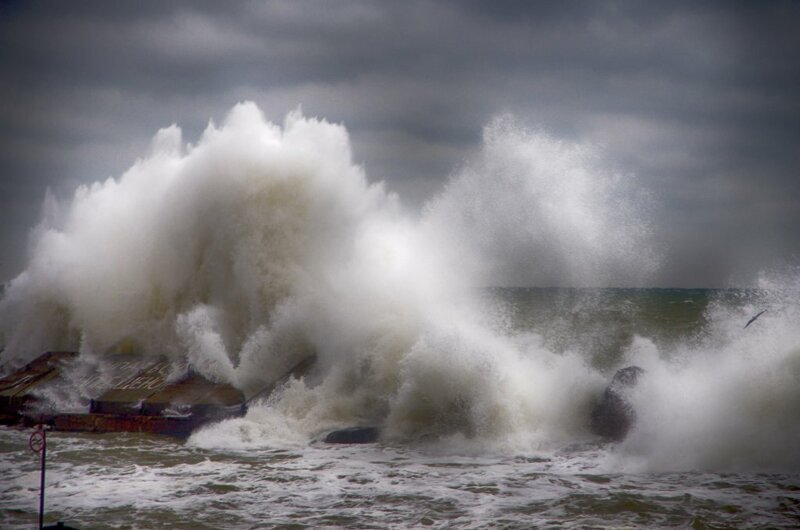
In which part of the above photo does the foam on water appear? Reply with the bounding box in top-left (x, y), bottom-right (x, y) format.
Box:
top-left (2, 428), bottom-right (796, 529)
top-left (0, 102), bottom-right (798, 472)
top-left (611, 272), bottom-right (800, 472)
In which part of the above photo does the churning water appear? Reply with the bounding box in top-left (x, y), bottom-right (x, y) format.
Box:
top-left (1, 104), bottom-right (799, 527)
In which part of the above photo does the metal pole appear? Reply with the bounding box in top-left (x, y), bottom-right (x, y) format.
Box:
top-left (39, 428), bottom-right (46, 530)
top-left (29, 425), bottom-right (46, 530)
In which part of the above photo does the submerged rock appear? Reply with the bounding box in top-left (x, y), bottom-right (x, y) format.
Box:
top-left (43, 523), bottom-right (80, 530)
top-left (323, 426), bottom-right (380, 444)
top-left (590, 365), bottom-right (644, 441)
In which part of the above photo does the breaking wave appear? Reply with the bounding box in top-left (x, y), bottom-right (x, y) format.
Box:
top-left (613, 271), bottom-right (800, 471)
top-left (1, 102), bottom-right (798, 472)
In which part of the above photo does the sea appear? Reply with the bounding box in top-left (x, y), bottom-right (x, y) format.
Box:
top-left (2, 288), bottom-right (799, 529)
top-left (1, 104), bottom-right (799, 527)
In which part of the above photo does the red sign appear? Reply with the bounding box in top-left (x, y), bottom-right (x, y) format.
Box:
top-left (29, 430), bottom-right (45, 453)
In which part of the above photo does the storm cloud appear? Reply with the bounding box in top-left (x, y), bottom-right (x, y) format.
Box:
top-left (1, 0), bottom-right (798, 286)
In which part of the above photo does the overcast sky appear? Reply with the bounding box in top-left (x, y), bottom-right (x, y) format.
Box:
top-left (1, 0), bottom-right (798, 287)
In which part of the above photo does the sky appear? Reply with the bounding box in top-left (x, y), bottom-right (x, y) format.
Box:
top-left (0, 0), bottom-right (798, 287)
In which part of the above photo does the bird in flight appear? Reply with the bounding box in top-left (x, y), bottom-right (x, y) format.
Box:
top-left (744, 309), bottom-right (767, 329)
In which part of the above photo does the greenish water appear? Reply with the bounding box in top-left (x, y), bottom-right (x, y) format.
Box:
top-left (489, 288), bottom-right (713, 365)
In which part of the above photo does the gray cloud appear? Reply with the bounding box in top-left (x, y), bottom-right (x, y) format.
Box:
top-left (1, 0), bottom-right (798, 286)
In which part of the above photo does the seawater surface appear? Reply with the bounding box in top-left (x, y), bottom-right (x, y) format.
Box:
top-left (2, 429), bottom-right (798, 529)
top-left (2, 288), bottom-right (800, 529)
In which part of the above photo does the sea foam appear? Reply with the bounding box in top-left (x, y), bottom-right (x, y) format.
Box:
top-left (2, 103), bottom-right (798, 471)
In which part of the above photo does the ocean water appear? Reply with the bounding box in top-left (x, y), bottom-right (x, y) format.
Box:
top-left (2, 288), bottom-right (800, 529)
top-left (1, 104), bottom-right (799, 527)
top-left (0, 431), bottom-right (797, 529)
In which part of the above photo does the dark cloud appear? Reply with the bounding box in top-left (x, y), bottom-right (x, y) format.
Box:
top-left (1, 0), bottom-right (799, 286)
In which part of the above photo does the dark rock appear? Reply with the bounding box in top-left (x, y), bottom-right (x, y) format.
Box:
top-left (590, 366), bottom-right (644, 441)
top-left (323, 426), bottom-right (380, 444)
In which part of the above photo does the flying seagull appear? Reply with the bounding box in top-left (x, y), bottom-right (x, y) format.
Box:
top-left (744, 309), bottom-right (767, 329)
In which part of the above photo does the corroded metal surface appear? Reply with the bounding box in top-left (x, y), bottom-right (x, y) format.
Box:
top-left (0, 351), bottom-right (78, 422)
top-left (141, 373), bottom-right (244, 418)
top-left (1, 351), bottom-right (250, 436)
top-left (77, 356), bottom-right (160, 397)
top-left (90, 359), bottom-right (173, 415)
top-left (53, 412), bottom-right (198, 438)
top-left (0, 350), bottom-right (316, 437)
top-left (91, 360), bottom-right (246, 423)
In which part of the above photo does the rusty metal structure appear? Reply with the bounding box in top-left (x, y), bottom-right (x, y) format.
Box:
top-left (0, 351), bottom-right (313, 437)
top-left (0, 351), bottom-right (78, 424)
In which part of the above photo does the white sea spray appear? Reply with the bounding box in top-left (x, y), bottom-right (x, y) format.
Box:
top-left (1, 103), bottom-right (798, 471)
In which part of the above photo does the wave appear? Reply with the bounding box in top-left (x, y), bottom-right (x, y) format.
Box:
top-left (1, 102), bottom-right (797, 472)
